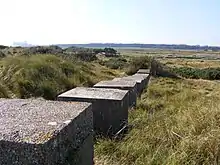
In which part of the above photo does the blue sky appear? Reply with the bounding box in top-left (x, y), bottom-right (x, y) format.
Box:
top-left (0, 0), bottom-right (219, 46)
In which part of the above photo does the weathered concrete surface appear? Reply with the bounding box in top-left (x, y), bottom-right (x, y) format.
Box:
top-left (70, 134), bottom-right (94, 165)
top-left (0, 99), bottom-right (93, 165)
top-left (93, 80), bottom-right (137, 107)
top-left (58, 87), bottom-right (129, 137)
top-left (137, 69), bottom-right (150, 74)
top-left (113, 76), bottom-right (145, 95)
top-left (113, 77), bottom-right (125, 81)
top-left (133, 73), bottom-right (151, 89)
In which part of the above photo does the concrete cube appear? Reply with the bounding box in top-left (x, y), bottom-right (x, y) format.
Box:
top-left (57, 87), bottom-right (129, 137)
top-left (0, 99), bottom-right (93, 165)
top-left (137, 69), bottom-right (150, 74)
top-left (133, 73), bottom-right (151, 87)
top-left (113, 76), bottom-right (145, 95)
top-left (93, 80), bottom-right (137, 108)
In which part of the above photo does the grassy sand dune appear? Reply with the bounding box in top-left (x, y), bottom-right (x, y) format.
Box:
top-left (0, 54), bottom-right (120, 99)
top-left (95, 77), bottom-right (220, 165)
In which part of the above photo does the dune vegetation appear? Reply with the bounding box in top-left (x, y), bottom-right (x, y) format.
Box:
top-left (0, 54), bottom-right (120, 100)
top-left (0, 45), bottom-right (153, 100)
top-left (95, 76), bottom-right (220, 165)
top-left (1, 45), bottom-right (220, 164)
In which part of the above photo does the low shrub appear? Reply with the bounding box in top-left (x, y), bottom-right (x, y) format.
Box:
top-left (74, 52), bottom-right (97, 62)
top-left (23, 46), bottom-right (63, 55)
top-left (0, 51), bottom-right (5, 58)
top-left (126, 56), bottom-right (152, 75)
top-left (0, 83), bottom-right (9, 98)
top-left (99, 57), bottom-right (128, 69)
top-left (152, 60), bottom-right (179, 78)
top-left (172, 67), bottom-right (220, 80)
top-left (0, 45), bottom-right (8, 49)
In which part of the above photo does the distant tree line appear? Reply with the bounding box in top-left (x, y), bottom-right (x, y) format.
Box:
top-left (93, 47), bottom-right (117, 56)
top-left (0, 45), bottom-right (8, 49)
top-left (0, 45), bottom-right (119, 60)
top-left (2, 43), bottom-right (220, 51)
top-left (57, 43), bottom-right (220, 51)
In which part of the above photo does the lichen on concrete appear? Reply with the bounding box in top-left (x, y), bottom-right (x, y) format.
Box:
top-left (137, 69), bottom-right (150, 74)
top-left (0, 98), bottom-right (93, 165)
top-left (58, 87), bottom-right (128, 101)
top-left (94, 80), bottom-right (137, 88)
top-left (94, 80), bottom-right (138, 107)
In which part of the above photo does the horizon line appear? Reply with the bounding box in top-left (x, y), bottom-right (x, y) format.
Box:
top-left (56, 43), bottom-right (220, 47)
top-left (8, 42), bottom-right (220, 47)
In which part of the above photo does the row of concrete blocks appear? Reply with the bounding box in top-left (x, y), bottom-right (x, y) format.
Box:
top-left (0, 69), bottom-right (150, 165)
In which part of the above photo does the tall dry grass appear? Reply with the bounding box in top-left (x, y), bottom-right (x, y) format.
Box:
top-left (0, 54), bottom-right (119, 100)
top-left (95, 77), bottom-right (220, 165)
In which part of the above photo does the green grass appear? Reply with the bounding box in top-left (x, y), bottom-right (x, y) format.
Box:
top-left (95, 77), bottom-right (220, 165)
top-left (172, 67), bottom-right (220, 80)
top-left (99, 57), bottom-right (129, 69)
top-left (0, 54), bottom-right (119, 100)
top-left (0, 83), bottom-right (9, 98)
